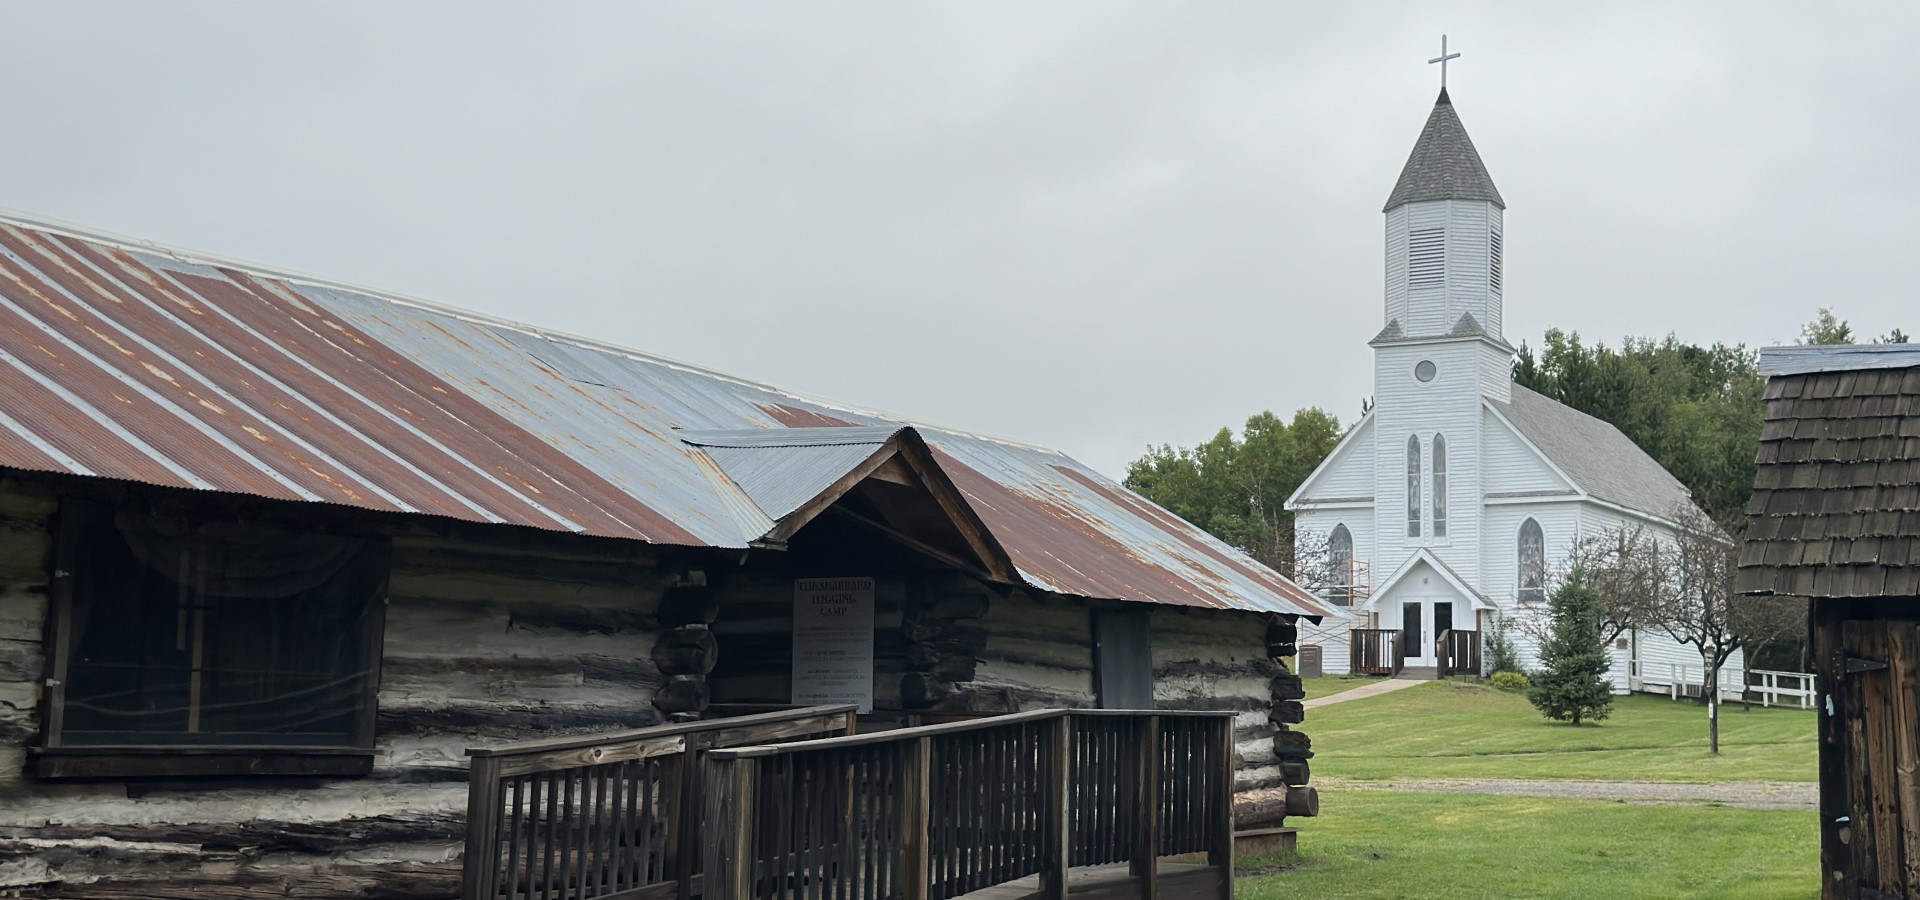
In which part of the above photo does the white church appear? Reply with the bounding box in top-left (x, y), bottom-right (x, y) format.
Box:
top-left (1285, 85), bottom-right (1745, 694)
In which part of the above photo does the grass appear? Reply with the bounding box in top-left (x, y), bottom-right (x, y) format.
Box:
top-left (1308, 680), bottom-right (1817, 783)
top-left (1300, 673), bottom-right (1389, 699)
top-left (1235, 791), bottom-right (1819, 900)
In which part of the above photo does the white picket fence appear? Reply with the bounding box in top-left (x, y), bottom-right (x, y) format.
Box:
top-left (1629, 662), bottom-right (1815, 708)
top-left (1746, 669), bottom-right (1818, 710)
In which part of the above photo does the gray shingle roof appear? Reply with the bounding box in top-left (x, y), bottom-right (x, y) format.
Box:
top-left (1737, 363), bottom-right (1920, 599)
top-left (1492, 384), bottom-right (1698, 518)
top-left (1383, 88), bottom-right (1505, 212)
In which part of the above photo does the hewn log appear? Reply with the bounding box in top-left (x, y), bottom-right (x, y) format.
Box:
top-left (1270, 672), bottom-right (1305, 701)
top-left (1267, 618), bottom-right (1299, 645)
top-left (1287, 785), bottom-right (1320, 817)
top-left (1235, 786), bottom-right (1320, 822)
top-left (1280, 760), bottom-right (1310, 785)
top-left (930, 654), bottom-right (977, 683)
top-left (900, 673), bottom-right (951, 708)
top-left (1272, 729), bottom-right (1313, 758)
top-left (655, 674), bottom-right (710, 715)
top-left (652, 627), bottom-right (718, 676)
top-left (1268, 701), bottom-right (1305, 726)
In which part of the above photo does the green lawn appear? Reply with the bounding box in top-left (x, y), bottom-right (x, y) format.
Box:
top-left (1308, 680), bottom-right (1817, 783)
top-left (1237, 791), bottom-right (1818, 900)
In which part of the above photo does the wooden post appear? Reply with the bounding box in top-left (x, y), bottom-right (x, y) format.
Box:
top-left (902, 736), bottom-right (933, 900)
top-left (671, 740), bottom-right (702, 900)
top-left (1131, 716), bottom-right (1160, 898)
top-left (1040, 714), bottom-right (1072, 899)
top-left (1208, 717), bottom-right (1236, 899)
top-left (1811, 600), bottom-right (1854, 900)
top-left (724, 761), bottom-right (759, 900)
top-left (460, 756), bottom-right (504, 900)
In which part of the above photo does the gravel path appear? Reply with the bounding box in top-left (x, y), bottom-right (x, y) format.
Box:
top-left (1280, 777), bottom-right (1817, 810)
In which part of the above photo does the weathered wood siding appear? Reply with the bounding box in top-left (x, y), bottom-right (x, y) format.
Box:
top-left (0, 478), bottom-right (670, 899)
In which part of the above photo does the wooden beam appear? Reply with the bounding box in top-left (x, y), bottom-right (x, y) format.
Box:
top-left (1040, 715), bottom-right (1072, 900)
top-left (1210, 718), bottom-right (1236, 900)
top-left (1133, 716), bottom-right (1160, 898)
top-left (903, 736), bottom-right (934, 900)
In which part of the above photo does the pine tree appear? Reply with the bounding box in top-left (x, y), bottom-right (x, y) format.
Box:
top-left (1527, 569), bottom-right (1614, 725)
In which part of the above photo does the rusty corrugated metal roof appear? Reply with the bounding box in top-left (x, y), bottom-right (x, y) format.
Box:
top-left (0, 212), bottom-right (1335, 618)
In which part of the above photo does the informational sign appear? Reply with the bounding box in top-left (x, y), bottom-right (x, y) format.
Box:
top-left (791, 577), bottom-right (876, 713)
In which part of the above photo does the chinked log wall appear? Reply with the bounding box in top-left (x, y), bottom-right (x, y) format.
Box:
top-left (967, 590), bottom-right (1302, 793)
top-left (0, 476), bottom-right (677, 899)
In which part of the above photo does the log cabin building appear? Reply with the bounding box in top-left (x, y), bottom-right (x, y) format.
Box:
top-left (1739, 344), bottom-right (1920, 900)
top-left (0, 213), bottom-right (1333, 897)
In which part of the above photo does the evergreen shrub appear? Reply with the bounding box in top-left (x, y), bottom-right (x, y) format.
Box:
top-left (1527, 568), bottom-right (1614, 725)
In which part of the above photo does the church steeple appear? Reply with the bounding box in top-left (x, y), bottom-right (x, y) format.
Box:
top-left (1383, 89), bottom-right (1504, 213)
top-left (1377, 87), bottom-right (1509, 352)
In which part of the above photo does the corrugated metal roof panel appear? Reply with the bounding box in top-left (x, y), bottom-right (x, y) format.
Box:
top-left (0, 213), bottom-right (1335, 618)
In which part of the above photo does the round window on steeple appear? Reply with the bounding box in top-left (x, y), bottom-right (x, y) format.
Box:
top-left (1414, 360), bottom-right (1438, 383)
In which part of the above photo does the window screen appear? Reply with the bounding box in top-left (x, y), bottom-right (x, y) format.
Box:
top-left (51, 500), bottom-right (388, 749)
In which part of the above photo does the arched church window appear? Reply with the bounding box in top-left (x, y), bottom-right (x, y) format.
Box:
top-left (1408, 227), bottom-right (1445, 288)
top-left (1518, 518), bottom-right (1546, 603)
top-left (1329, 525), bottom-right (1353, 606)
top-left (1405, 436), bottom-right (1422, 538)
top-left (1432, 435), bottom-right (1448, 538)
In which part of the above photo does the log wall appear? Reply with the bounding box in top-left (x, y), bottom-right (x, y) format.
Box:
top-left (0, 477), bottom-right (672, 898)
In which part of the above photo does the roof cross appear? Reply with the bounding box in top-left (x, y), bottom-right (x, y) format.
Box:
top-left (1429, 35), bottom-right (1461, 88)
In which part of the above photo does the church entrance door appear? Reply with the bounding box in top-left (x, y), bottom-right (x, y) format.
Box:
top-left (1402, 601), bottom-right (1432, 667)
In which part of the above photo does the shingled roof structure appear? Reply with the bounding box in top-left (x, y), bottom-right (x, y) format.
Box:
top-left (1493, 384), bottom-right (1700, 519)
top-left (1738, 345), bottom-right (1920, 599)
top-left (1382, 87), bottom-right (1506, 212)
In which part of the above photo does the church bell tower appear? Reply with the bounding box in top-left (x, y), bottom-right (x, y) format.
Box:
top-left (1368, 64), bottom-right (1515, 565)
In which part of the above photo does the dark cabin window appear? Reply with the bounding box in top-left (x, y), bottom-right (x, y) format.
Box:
top-left (1093, 607), bottom-right (1153, 710)
top-left (1329, 525), bottom-right (1354, 606)
top-left (44, 499), bottom-right (388, 768)
top-left (1517, 518), bottom-right (1546, 604)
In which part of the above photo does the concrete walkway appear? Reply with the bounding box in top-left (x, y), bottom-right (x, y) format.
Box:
top-left (1310, 776), bottom-right (1817, 810)
top-left (1302, 677), bottom-right (1427, 709)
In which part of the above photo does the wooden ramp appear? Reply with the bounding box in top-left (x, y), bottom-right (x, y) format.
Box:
top-left (955, 863), bottom-right (1221, 900)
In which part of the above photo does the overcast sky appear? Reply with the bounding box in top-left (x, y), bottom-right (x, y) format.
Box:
top-left (3, 3), bottom-right (1914, 479)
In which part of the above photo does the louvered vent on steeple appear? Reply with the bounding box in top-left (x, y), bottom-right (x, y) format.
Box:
top-left (1408, 227), bottom-right (1445, 288)
top-left (1489, 229), bottom-right (1503, 292)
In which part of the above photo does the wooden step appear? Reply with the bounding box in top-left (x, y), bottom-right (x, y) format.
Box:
top-left (1397, 666), bottom-right (1439, 680)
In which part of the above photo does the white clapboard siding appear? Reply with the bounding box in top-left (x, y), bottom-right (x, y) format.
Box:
top-left (1294, 417), bottom-right (1376, 502)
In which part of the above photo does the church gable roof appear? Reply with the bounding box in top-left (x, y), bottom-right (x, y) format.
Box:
top-left (1489, 385), bottom-right (1698, 519)
top-left (1383, 88), bottom-right (1506, 212)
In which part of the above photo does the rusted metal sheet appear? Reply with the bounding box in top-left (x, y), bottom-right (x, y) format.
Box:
top-left (0, 214), bottom-right (1332, 617)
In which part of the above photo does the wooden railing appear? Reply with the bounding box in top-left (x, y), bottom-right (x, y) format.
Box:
top-left (1437, 630), bottom-right (1482, 677)
top-left (1350, 628), bottom-right (1404, 676)
top-left (460, 705), bottom-right (858, 900)
top-left (702, 709), bottom-right (1237, 900)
